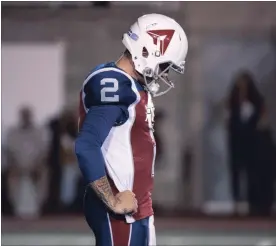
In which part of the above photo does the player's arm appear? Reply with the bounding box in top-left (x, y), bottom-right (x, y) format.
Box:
top-left (75, 105), bottom-right (136, 214)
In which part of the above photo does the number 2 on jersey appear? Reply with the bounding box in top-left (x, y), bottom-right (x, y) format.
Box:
top-left (100, 78), bottom-right (119, 102)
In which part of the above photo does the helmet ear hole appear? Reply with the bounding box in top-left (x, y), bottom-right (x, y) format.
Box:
top-left (142, 47), bottom-right (149, 58)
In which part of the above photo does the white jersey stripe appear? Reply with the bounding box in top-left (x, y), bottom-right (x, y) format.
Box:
top-left (127, 223), bottom-right (133, 246)
top-left (107, 213), bottom-right (114, 246)
top-left (148, 216), bottom-right (157, 246)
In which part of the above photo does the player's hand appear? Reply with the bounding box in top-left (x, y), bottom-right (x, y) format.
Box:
top-left (112, 190), bottom-right (138, 215)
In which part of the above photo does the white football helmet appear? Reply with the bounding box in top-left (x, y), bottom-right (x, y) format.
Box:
top-left (122, 13), bottom-right (188, 97)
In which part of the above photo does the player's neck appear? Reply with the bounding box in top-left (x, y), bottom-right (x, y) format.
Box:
top-left (115, 56), bottom-right (138, 80)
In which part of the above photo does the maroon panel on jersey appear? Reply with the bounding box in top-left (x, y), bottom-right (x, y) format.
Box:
top-left (131, 91), bottom-right (155, 220)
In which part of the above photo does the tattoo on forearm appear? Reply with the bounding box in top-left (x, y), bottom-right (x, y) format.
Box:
top-left (90, 176), bottom-right (119, 210)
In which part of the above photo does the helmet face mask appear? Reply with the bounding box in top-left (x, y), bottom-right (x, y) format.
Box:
top-left (122, 13), bottom-right (188, 96)
top-left (143, 61), bottom-right (185, 97)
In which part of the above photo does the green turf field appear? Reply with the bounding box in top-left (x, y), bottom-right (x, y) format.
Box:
top-left (2, 230), bottom-right (276, 246)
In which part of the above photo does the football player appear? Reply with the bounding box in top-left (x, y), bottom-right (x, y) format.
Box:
top-left (75, 13), bottom-right (188, 246)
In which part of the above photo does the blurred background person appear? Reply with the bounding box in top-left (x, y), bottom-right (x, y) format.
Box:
top-left (226, 71), bottom-right (274, 216)
top-left (1, 145), bottom-right (13, 215)
top-left (5, 106), bottom-right (49, 219)
top-left (254, 106), bottom-right (276, 216)
top-left (44, 115), bottom-right (63, 214)
top-left (44, 109), bottom-right (82, 214)
top-left (59, 109), bottom-right (79, 212)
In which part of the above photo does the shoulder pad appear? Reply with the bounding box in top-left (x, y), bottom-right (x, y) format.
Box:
top-left (82, 67), bottom-right (139, 109)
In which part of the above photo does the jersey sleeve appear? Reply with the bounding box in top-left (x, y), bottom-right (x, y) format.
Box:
top-left (82, 69), bottom-right (138, 126)
top-left (75, 105), bottom-right (123, 183)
